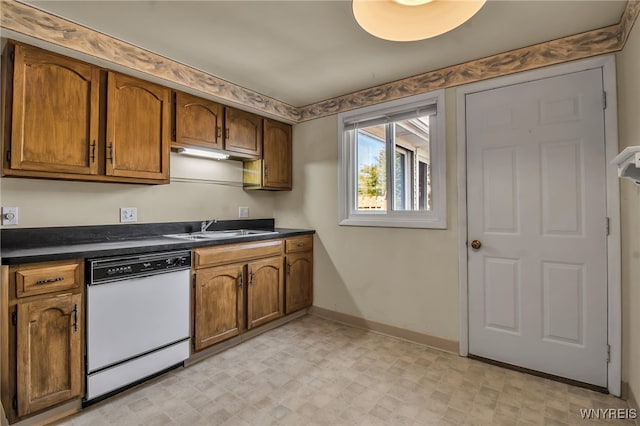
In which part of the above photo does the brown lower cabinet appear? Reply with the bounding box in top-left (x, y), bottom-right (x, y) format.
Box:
top-left (0, 236), bottom-right (313, 423)
top-left (284, 236), bottom-right (314, 314)
top-left (247, 257), bottom-right (284, 329)
top-left (194, 264), bottom-right (245, 351)
top-left (17, 293), bottom-right (82, 416)
top-left (1, 260), bottom-right (84, 423)
top-left (193, 239), bottom-right (285, 352)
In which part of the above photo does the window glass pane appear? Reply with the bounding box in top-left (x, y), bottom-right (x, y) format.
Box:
top-left (394, 149), bottom-right (408, 210)
top-left (339, 90), bottom-right (446, 228)
top-left (356, 125), bottom-right (386, 211)
top-left (393, 116), bottom-right (431, 211)
top-left (418, 159), bottom-right (431, 211)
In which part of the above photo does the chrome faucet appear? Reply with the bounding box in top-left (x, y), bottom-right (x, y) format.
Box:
top-left (200, 219), bottom-right (217, 232)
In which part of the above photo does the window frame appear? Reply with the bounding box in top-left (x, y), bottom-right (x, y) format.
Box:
top-left (338, 90), bottom-right (447, 229)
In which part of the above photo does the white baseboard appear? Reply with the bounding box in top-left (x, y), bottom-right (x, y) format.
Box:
top-left (309, 306), bottom-right (459, 354)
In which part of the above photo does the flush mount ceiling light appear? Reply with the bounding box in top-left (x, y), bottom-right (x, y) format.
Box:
top-left (352, 0), bottom-right (487, 42)
top-left (176, 147), bottom-right (229, 160)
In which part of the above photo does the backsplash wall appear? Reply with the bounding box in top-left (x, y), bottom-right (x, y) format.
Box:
top-left (0, 154), bottom-right (277, 228)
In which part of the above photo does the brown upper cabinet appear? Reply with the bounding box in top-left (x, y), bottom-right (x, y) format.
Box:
top-left (243, 118), bottom-right (292, 190)
top-left (224, 107), bottom-right (263, 157)
top-left (5, 43), bottom-right (100, 176)
top-left (173, 91), bottom-right (224, 150)
top-left (2, 41), bottom-right (292, 188)
top-left (171, 92), bottom-right (293, 190)
top-left (2, 42), bottom-right (169, 184)
top-left (106, 72), bottom-right (170, 181)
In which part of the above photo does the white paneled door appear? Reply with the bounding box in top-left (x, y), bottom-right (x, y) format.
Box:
top-left (466, 68), bottom-right (608, 387)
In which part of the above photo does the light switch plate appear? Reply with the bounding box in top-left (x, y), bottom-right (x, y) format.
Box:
top-left (2, 207), bottom-right (18, 225)
top-left (238, 206), bottom-right (249, 218)
top-left (120, 207), bottom-right (137, 223)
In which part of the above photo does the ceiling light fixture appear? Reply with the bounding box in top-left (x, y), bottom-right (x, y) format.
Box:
top-left (352, 0), bottom-right (487, 42)
top-left (176, 147), bottom-right (230, 160)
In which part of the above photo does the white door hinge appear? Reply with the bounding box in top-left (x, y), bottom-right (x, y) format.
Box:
top-left (602, 91), bottom-right (607, 110)
top-left (606, 217), bottom-right (610, 236)
top-left (607, 344), bottom-right (611, 363)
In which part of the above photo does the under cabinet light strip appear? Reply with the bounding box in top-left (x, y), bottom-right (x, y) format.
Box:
top-left (176, 148), bottom-right (230, 160)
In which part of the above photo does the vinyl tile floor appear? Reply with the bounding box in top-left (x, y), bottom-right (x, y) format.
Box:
top-left (57, 315), bottom-right (633, 426)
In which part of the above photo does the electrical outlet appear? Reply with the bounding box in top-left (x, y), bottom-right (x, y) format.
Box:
top-left (1, 207), bottom-right (18, 225)
top-left (238, 206), bottom-right (249, 218)
top-left (120, 207), bottom-right (137, 223)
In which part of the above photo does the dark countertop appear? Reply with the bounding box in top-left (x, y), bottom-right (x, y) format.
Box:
top-left (1, 220), bottom-right (314, 264)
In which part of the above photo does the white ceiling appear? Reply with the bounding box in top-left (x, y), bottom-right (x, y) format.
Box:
top-left (23, 0), bottom-right (627, 107)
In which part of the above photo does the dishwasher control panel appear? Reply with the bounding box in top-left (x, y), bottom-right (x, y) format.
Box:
top-left (88, 250), bottom-right (192, 284)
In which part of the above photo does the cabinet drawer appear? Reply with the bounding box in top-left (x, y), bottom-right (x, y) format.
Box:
top-left (14, 260), bottom-right (82, 298)
top-left (285, 236), bottom-right (313, 253)
top-left (195, 239), bottom-right (283, 269)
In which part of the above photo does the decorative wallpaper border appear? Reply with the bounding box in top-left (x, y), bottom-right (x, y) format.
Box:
top-left (1, 0), bottom-right (638, 123)
top-left (0, 0), bottom-right (301, 122)
top-left (619, 0), bottom-right (640, 45)
top-left (299, 0), bottom-right (640, 121)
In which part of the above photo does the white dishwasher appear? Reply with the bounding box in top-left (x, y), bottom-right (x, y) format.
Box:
top-left (85, 250), bottom-right (191, 403)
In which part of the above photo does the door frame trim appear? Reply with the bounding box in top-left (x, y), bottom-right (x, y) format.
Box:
top-left (455, 55), bottom-right (621, 396)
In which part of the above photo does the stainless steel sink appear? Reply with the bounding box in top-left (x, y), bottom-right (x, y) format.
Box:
top-left (164, 229), bottom-right (278, 241)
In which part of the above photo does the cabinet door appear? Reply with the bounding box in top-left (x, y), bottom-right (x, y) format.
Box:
top-left (263, 119), bottom-right (292, 189)
top-left (16, 293), bottom-right (82, 416)
top-left (174, 91), bottom-right (223, 150)
top-left (10, 44), bottom-right (100, 175)
top-left (194, 264), bottom-right (244, 351)
top-left (224, 107), bottom-right (262, 156)
top-left (106, 72), bottom-right (170, 181)
top-left (285, 251), bottom-right (313, 314)
top-left (247, 257), bottom-right (283, 329)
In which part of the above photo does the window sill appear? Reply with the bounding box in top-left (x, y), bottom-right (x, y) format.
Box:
top-left (339, 216), bottom-right (447, 229)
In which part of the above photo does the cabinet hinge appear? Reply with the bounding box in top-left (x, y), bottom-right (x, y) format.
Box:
top-left (6, 150), bottom-right (11, 163)
top-left (602, 91), bottom-right (607, 110)
top-left (9, 51), bottom-right (15, 62)
top-left (172, 127), bottom-right (176, 139)
top-left (607, 344), bottom-right (611, 363)
top-left (11, 311), bottom-right (17, 326)
top-left (606, 217), bottom-right (610, 236)
top-left (12, 395), bottom-right (17, 410)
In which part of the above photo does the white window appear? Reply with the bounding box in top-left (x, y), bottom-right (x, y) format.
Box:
top-left (338, 90), bottom-right (446, 228)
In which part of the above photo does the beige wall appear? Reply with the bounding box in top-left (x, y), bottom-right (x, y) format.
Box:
top-left (1, 22), bottom-right (637, 395)
top-left (0, 154), bottom-right (277, 227)
top-left (275, 90), bottom-right (460, 341)
top-left (617, 20), bottom-right (640, 401)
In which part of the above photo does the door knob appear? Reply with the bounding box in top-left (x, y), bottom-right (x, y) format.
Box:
top-left (470, 240), bottom-right (482, 250)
